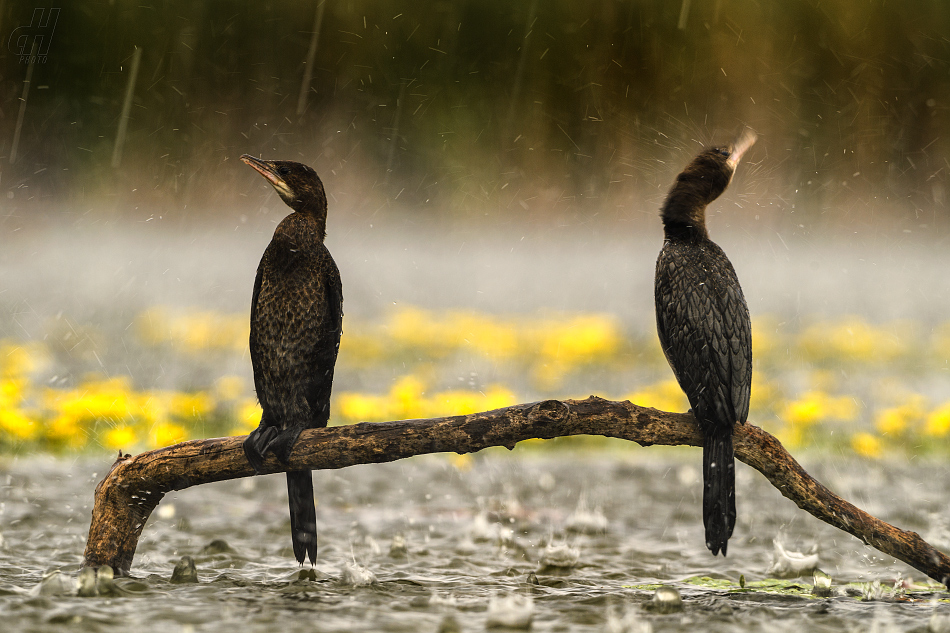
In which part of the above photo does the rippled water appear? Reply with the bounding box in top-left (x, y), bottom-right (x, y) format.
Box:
top-left (2, 450), bottom-right (949, 632)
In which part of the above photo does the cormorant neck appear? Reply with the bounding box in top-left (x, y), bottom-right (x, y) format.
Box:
top-left (661, 188), bottom-right (709, 241)
top-left (292, 201), bottom-right (328, 242)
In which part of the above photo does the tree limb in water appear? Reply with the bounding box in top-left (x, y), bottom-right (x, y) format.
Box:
top-left (82, 396), bottom-right (950, 585)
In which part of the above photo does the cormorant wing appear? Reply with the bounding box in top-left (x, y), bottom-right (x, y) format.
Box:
top-left (722, 281), bottom-right (752, 425)
top-left (306, 252), bottom-right (343, 426)
top-left (655, 245), bottom-right (751, 428)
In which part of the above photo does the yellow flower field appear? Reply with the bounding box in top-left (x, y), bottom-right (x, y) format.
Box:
top-left (1, 307), bottom-right (949, 458)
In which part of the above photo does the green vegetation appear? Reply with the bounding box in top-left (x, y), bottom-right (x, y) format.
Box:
top-left (3, 1), bottom-right (949, 222)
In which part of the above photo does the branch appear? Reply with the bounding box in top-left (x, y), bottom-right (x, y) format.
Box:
top-left (82, 396), bottom-right (950, 585)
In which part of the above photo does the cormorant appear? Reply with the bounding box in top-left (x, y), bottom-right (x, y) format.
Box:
top-left (240, 154), bottom-right (343, 565)
top-left (654, 130), bottom-right (757, 556)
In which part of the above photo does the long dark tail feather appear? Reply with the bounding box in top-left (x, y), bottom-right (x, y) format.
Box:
top-left (287, 470), bottom-right (317, 565)
top-left (702, 430), bottom-right (736, 556)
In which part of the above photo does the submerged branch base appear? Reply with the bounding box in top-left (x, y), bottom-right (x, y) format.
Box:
top-left (82, 396), bottom-right (950, 585)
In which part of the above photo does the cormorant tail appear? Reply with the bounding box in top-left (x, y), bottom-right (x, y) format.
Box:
top-left (702, 430), bottom-right (736, 556)
top-left (287, 469), bottom-right (317, 565)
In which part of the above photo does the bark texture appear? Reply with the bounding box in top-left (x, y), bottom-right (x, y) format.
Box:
top-left (82, 396), bottom-right (950, 585)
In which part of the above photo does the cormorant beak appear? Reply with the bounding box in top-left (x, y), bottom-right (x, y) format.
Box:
top-left (726, 129), bottom-right (757, 170)
top-left (240, 154), bottom-right (295, 202)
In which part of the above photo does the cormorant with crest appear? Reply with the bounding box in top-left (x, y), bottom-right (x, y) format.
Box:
top-left (654, 130), bottom-right (757, 556)
top-left (240, 154), bottom-right (343, 565)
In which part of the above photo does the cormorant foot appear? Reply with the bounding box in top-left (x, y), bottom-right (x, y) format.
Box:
top-left (266, 427), bottom-right (305, 465)
top-left (243, 426), bottom-right (278, 473)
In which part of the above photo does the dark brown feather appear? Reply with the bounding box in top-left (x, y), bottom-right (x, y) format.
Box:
top-left (240, 155), bottom-right (343, 565)
top-left (654, 139), bottom-right (755, 556)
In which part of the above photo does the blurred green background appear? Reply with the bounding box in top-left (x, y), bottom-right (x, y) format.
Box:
top-left (3, 0), bottom-right (949, 227)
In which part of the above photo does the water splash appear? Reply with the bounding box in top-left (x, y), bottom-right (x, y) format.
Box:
top-left (341, 562), bottom-right (377, 586)
top-left (486, 594), bottom-right (534, 629)
top-left (767, 539), bottom-right (819, 578)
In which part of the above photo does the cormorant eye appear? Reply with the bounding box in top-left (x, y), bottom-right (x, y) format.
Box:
top-left (717, 148), bottom-right (730, 158)
top-left (277, 166), bottom-right (290, 176)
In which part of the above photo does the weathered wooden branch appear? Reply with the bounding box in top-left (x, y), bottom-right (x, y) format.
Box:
top-left (83, 396), bottom-right (950, 585)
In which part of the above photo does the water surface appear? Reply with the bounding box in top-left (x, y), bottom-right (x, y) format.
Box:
top-left (2, 451), bottom-right (948, 632)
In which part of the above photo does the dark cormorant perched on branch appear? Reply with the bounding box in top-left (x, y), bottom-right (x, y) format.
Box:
top-left (654, 130), bottom-right (757, 556)
top-left (240, 154), bottom-right (343, 565)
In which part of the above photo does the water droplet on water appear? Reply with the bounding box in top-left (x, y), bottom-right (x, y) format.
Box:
top-left (768, 539), bottom-right (819, 577)
top-left (650, 585), bottom-right (683, 614)
top-left (341, 562), bottom-right (377, 586)
top-left (485, 594), bottom-right (533, 629)
top-left (539, 542), bottom-right (579, 568)
top-left (389, 533), bottom-right (408, 558)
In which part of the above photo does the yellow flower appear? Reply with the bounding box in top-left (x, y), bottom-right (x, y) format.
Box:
top-left (337, 392), bottom-right (384, 423)
top-left (51, 376), bottom-right (137, 423)
top-left (150, 422), bottom-right (186, 448)
top-left (784, 396), bottom-right (823, 427)
top-left (104, 424), bottom-right (137, 450)
top-left (875, 409), bottom-right (908, 435)
top-left (232, 399), bottom-right (262, 434)
top-left (137, 393), bottom-right (168, 426)
top-left (537, 314), bottom-right (621, 366)
top-left (46, 414), bottom-right (87, 448)
top-left (0, 379), bottom-right (24, 409)
top-left (925, 403), bottom-right (950, 437)
top-left (874, 395), bottom-right (926, 436)
top-left (170, 391), bottom-right (214, 419)
top-left (1, 341), bottom-right (46, 380)
top-left (0, 408), bottom-right (38, 440)
top-left (336, 377), bottom-right (516, 424)
top-left (627, 379), bottom-right (688, 413)
top-left (451, 312), bottom-right (520, 359)
top-left (798, 317), bottom-right (912, 364)
top-left (851, 432), bottom-right (882, 458)
top-left (827, 396), bottom-right (858, 422)
top-left (483, 385), bottom-right (517, 411)
top-left (781, 391), bottom-right (859, 427)
top-left (390, 374), bottom-right (426, 419)
top-left (774, 424), bottom-right (804, 449)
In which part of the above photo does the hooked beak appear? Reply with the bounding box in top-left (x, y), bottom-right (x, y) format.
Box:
top-left (726, 128), bottom-right (757, 170)
top-left (240, 154), bottom-right (294, 201)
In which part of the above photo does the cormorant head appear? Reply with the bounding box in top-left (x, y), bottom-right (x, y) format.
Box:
top-left (660, 129), bottom-right (756, 234)
top-left (677, 129), bottom-right (757, 204)
top-left (240, 155), bottom-right (327, 216)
